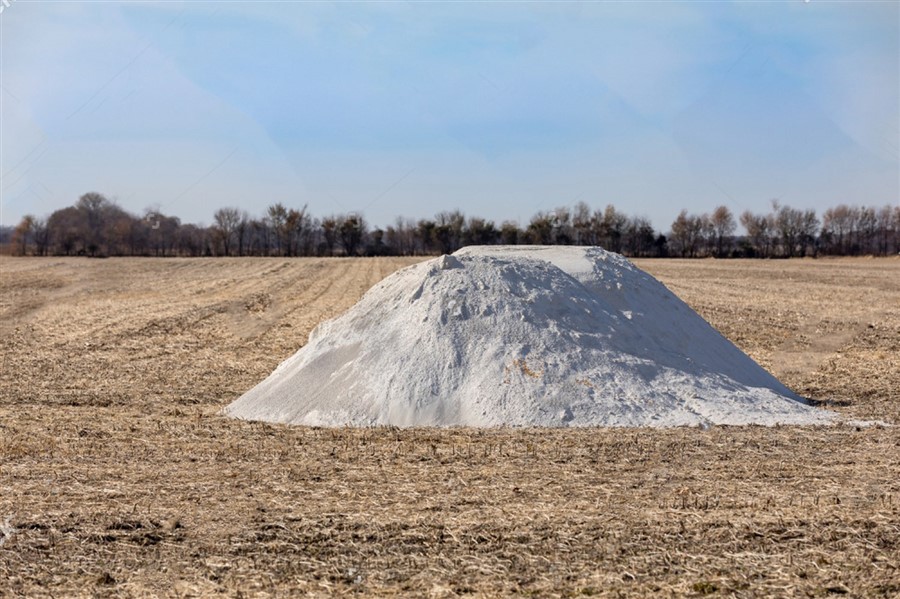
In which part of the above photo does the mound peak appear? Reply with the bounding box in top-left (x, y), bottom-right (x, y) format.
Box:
top-left (226, 246), bottom-right (834, 427)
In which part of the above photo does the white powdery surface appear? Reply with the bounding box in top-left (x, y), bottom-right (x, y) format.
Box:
top-left (226, 246), bottom-right (837, 427)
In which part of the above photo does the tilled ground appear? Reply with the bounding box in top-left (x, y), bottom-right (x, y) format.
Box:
top-left (1, 256), bottom-right (898, 598)
top-left (636, 258), bottom-right (900, 425)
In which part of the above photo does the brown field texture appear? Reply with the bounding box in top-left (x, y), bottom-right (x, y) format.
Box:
top-left (1, 256), bottom-right (898, 598)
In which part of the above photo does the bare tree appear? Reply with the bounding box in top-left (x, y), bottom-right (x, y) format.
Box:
top-left (709, 205), bottom-right (736, 258)
top-left (266, 203), bottom-right (288, 256)
top-left (321, 216), bottom-right (339, 256)
top-left (234, 211), bottom-right (250, 257)
top-left (416, 219), bottom-right (438, 254)
top-left (551, 207), bottom-right (573, 245)
top-left (385, 217), bottom-right (417, 256)
top-left (434, 210), bottom-right (466, 253)
top-left (821, 204), bottom-right (900, 256)
top-left (857, 206), bottom-right (878, 255)
top-left (623, 215), bottom-right (655, 257)
top-left (128, 217), bottom-right (149, 256)
top-left (48, 206), bottom-right (87, 256)
top-left (338, 213), bottom-right (367, 256)
top-left (875, 205), bottom-right (896, 255)
top-left (500, 221), bottom-right (520, 245)
top-left (143, 209), bottom-right (181, 257)
top-left (821, 204), bottom-right (859, 255)
top-left (19, 186), bottom-right (896, 260)
top-left (526, 212), bottom-right (554, 245)
top-left (465, 216), bottom-right (499, 246)
top-left (12, 215), bottom-right (35, 255)
top-left (740, 210), bottom-right (773, 258)
top-left (32, 218), bottom-right (50, 256)
top-left (76, 192), bottom-right (111, 256)
top-left (213, 207), bottom-right (242, 256)
top-left (670, 210), bottom-right (704, 257)
top-left (572, 201), bottom-right (594, 245)
top-left (176, 224), bottom-right (206, 257)
top-left (104, 206), bottom-right (134, 256)
top-left (893, 206), bottom-right (900, 254)
top-left (772, 202), bottom-right (818, 257)
top-left (285, 205), bottom-right (310, 256)
top-left (597, 205), bottom-right (628, 253)
top-left (798, 208), bottom-right (820, 257)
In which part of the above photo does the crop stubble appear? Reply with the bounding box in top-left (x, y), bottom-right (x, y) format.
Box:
top-left (0, 256), bottom-right (898, 597)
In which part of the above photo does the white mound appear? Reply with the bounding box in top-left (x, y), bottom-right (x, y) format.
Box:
top-left (226, 246), bottom-right (835, 427)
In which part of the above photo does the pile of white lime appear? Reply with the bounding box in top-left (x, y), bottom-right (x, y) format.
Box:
top-left (226, 246), bottom-right (835, 427)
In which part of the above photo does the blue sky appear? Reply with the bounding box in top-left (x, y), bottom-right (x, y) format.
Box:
top-left (1, 1), bottom-right (897, 232)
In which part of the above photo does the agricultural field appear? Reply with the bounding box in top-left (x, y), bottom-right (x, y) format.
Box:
top-left (1, 256), bottom-right (898, 597)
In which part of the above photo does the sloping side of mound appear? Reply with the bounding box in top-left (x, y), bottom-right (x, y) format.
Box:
top-left (226, 246), bottom-right (834, 427)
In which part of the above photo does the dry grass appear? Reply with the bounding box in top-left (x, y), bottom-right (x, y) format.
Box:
top-left (0, 256), bottom-right (898, 598)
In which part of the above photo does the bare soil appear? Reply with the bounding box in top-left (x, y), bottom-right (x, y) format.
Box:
top-left (1, 256), bottom-right (897, 598)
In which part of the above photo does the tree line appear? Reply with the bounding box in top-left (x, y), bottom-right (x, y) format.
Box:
top-left (4, 191), bottom-right (899, 258)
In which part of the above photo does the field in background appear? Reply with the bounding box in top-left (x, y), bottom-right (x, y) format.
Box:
top-left (1, 256), bottom-right (898, 597)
